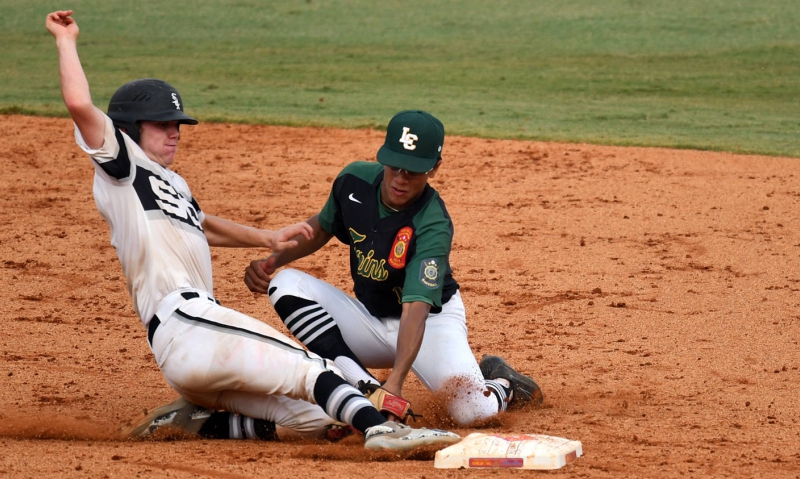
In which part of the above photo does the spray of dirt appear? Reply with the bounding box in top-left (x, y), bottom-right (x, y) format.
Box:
top-left (0, 415), bottom-right (121, 441)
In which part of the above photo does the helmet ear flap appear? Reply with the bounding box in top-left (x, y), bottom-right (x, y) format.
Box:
top-left (113, 121), bottom-right (140, 144)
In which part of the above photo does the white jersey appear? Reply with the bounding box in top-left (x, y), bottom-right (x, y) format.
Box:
top-left (72, 115), bottom-right (369, 439)
top-left (75, 114), bottom-right (213, 325)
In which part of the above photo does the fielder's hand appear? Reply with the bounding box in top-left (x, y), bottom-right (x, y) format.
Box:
top-left (244, 257), bottom-right (277, 294)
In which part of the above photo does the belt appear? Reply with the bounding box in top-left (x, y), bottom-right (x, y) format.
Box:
top-left (147, 316), bottom-right (161, 347)
top-left (147, 291), bottom-right (220, 347)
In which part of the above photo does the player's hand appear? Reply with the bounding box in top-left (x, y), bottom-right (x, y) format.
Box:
top-left (269, 221), bottom-right (313, 252)
top-left (244, 257), bottom-right (277, 294)
top-left (46, 10), bottom-right (79, 39)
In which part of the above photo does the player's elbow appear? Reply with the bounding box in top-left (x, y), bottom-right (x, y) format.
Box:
top-left (63, 97), bottom-right (95, 119)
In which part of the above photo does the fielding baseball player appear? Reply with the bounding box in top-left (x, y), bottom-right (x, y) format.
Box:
top-left (45, 10), bottom-right (460, 450)
top-left (243, 110), bottom-right (544, 425)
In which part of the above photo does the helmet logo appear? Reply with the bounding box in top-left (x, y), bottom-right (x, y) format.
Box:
top-left (171, 93), bottom-right (181, 110)
top-left (399, 127), bottom-right (418, 151)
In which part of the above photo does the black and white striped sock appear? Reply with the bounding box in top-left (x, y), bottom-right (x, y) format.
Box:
top-left (313, 371), bottom-right (386, 433)
top-left (197, 412), bottom-right (278, 440)
top-left (485, 379), bottom-right (512, 412)
top-left (273, 295), bottom-right (336, 345)
top-left (273, 294), bottom-right (379, 387)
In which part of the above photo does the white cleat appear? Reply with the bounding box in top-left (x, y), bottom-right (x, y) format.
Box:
top-left (364, 421), bottom-right (461, 451)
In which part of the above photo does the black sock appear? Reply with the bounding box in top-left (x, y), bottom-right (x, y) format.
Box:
top-left (307, 326), bottom-right (367, 368)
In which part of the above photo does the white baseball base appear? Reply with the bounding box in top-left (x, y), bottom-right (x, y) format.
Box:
top-left (434, 432), bottom-right (582, 470)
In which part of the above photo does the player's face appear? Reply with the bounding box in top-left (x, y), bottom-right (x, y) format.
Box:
top-left (138, 121), bottom-right (181, 167)
top-left (380, 161), bottom-right (441, 211)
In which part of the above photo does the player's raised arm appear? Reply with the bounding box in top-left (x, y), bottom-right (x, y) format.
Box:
top-left (46, 10), bottom-right (105, 149)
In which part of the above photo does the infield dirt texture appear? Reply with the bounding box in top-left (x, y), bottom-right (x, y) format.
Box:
top-left (1, 115), bottom-right (798, 477)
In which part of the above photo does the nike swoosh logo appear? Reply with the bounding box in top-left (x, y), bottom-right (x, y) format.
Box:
top-left (348, 193), bottom-right (362, 204)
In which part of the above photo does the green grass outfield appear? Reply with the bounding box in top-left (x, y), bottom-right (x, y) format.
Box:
top-left (4, 1), bottom-right (799, 157)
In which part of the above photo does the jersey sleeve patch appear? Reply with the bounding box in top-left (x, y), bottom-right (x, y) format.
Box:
top-left (419, 258), bottom-right (441, 289)
top-left (388, 227), bottom-right (413, 269)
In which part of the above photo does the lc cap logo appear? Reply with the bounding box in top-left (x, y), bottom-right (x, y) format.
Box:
top-left (377, 110), bottom-right (444, 174)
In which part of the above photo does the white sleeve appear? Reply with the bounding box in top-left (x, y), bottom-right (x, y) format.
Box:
top-left (75, 114), bottom-right (137, 181)
top-left (74, 114), bottom-right (119, 159)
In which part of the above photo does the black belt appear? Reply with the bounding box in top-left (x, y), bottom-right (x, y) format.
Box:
top-left (147, 316), bottom-right (161, 347)
top-left (147, 292), bottom-right (220, 347)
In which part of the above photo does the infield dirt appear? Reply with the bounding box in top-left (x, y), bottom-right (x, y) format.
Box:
top-left (1, 115), bottom-right (798, 478)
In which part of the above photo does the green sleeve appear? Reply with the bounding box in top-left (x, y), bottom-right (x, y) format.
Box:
top-left (401, 203), bottom-right (452, 307)
top-left (317, 188), bottom-right (337, 234)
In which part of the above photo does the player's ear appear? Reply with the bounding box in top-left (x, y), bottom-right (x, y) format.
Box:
top-left (427, 159), bottom-right (443, 179)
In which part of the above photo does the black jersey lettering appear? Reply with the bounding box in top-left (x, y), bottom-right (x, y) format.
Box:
top-left (133, 167), bottom-right (203, 232)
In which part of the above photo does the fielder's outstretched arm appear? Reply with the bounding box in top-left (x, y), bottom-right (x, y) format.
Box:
top-left (46, 10), bottom-right (105, 150)
top-left (381, 301), bottom-right (431, 398)
top-left (270, 215), bottom-right (333, 266)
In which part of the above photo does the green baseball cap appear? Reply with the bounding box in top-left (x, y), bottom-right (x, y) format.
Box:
top-left (377, 110), bottom-right (445, 173)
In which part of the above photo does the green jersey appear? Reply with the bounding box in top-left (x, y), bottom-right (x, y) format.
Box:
top-left (318, 162), bottom-right (459, 318)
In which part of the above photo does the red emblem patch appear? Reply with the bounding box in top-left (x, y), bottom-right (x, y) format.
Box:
top-left (388, 227), bottom-right (413, 269)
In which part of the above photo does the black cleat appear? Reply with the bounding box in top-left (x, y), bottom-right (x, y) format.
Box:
top-left (479, 355), bottom-right (543, 408)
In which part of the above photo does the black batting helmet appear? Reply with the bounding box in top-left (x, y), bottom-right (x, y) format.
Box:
top-left (107, 79), bottom-right (198, 144)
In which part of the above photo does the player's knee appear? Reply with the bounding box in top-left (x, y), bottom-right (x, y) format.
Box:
top-left (446, 390), bottom-right (499, 426)
top-left (268, 269), bottom-right (305, 306)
